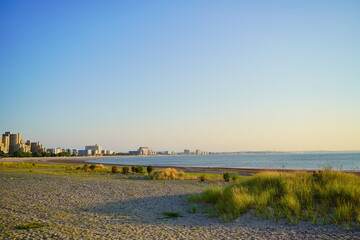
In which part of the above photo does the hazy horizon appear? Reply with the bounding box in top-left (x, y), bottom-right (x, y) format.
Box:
top-left (1, 1), bottom-right (359, 152)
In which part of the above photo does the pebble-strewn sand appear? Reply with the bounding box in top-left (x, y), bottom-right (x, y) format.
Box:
top-left (0, 171), bottom-right (359, 239)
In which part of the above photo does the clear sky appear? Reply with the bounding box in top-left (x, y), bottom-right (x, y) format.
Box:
top-left (1, 0), bottom-right (359, 152)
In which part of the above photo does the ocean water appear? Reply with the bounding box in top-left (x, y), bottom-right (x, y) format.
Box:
top-left (88, 153), bottom-right (360, 171)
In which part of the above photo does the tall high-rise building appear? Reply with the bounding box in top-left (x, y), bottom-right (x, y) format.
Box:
top-left (184, 149), bottom-right (190, 154)
top-left (7, 133), bottom-right (31, 153)
top-left (0, 131), bottom-right (48, 153)
top-left (0, 132), bottom-right (11, 153)
top-left (85, 144), bottom-right (102, 155)
top-left (31, 141), bottom-right (46, 153)
top-left (47, 148), bottom-right (63, 154)
top-left (138, 147), bottom-right (154, 155)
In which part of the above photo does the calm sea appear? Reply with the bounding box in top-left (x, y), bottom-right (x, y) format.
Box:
top-left (88, 153), bottom-right (360, 171)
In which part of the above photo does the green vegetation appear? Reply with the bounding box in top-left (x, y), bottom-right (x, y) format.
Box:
top-left (0, 162), bottom-right (242, 183)
top-left (151, 168), bottom-right (185, 180)
top-left (111, 166), bottom-right (119, 173)
top-left (162, 212), bottom-right (183, 218)
top-left (0, 162), bottom-right (118, 177)
top-left (231, 173), bottom-right (239, 183)
top-left (133, 166), bottom-right (143, 174)
top-left (147, 165), bottom-right (154, 174)
top-left (223, 172), bottom-right (231, 182)
top-left (16, 222), bottom-right (49, 229)
top-left (0, 151), bottom-right (72, 158)
top-left (122, 166), bottom-right (130, 174)
top-left (189, 171), bottom-right (360, 228)
top-left (189, 205), bottom-right (198, 213)
top-left (185, 172), bottom-right (224, 181)
top-left (12, 151), bottom-right (32, 157)
top-left (58, 152), bottom-right (71, 157)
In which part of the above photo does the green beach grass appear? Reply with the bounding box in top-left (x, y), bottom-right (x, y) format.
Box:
top-left (0, 162), bottom-right (223, 181)
top-left (189, 170), bottom-right (360, 228)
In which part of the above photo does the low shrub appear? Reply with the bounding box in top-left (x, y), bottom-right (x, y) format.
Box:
top-left (111, 166), bottom-right (119, 173)
top-left (122, 166), bottom-right (130, 174)
top-left (83, 164), bottom-right (90, 172)
top-left (223, 172), bottom-right (231, 182)
top-left (134, 166), bottom-right (143, 174)
top-left (89, 164), bottom-right (104, 171)
top-left (131, 166), bottom-right (136, 173)
top-left (231, 173), bottom-right (239, 183)
top-left (147, 165), bottom-right (154, 174)
top-left (152, 168), bottom-right (185, 180)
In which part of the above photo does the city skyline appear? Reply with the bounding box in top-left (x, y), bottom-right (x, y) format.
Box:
top-left (1, 1), bottom-right (359, 152)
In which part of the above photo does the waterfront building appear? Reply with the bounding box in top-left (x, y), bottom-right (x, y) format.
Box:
top-left (129, 147), bottom-right (155, 155)
top-left (184, 149), bottom-right (190, 154)
top-left (85, 144), bottom-right (102, 155)
top-left (8, 133), bottom-right (31, 152)
top-left (138, 147), bottom-right (155, 155)
top-left (31, 141), bottom-right (46, 153)
top-left (0, 132), bottom-right (10, 153)
top-left (195, 149), bottom-right (202, 155)
top-left (163, 150), bottom-right (175, 155)
top-left (47, 148), bottom-right (63, 154)
top-left (0, 131), bottom-right (48, 154)
top-left (71, 149), bottom-right (79, 156)
top-left (78, 149), bottom-right (92, 156)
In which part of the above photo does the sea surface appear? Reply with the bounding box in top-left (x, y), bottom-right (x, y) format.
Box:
top-left (88, 153), bottom-right (360, 171)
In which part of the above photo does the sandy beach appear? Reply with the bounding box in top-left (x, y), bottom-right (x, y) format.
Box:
top-left (0, 158), bottom-right (359, 239)
top-left (1, 169), bottom-right (359, 239)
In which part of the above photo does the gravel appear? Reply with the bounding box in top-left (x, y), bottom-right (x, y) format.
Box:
top-left (0, 171), bottom-right (359, 239)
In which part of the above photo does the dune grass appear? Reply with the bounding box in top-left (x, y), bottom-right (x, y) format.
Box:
top-left (149, 168), bottom-right (224, 181)
top-left (189, 170), bottom-right (360, 228)
top-left (151, 168), bottom-right (186, 180)
top-left (162, 212), bottom-right (183, 218)
top-left (16, 222), bottom-right (49, 229)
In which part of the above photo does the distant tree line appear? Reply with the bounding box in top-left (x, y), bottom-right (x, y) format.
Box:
top-left (0, 151), bottom-right (73, 158)
top-left (0, 150), bottom-right (128, 158)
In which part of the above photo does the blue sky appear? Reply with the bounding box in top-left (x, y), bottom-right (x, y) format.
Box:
top-left (1, 1), bottom-right (359, 152)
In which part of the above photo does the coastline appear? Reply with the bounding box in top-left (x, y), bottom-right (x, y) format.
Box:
top-left (1, 156), bottom-right (359, 176)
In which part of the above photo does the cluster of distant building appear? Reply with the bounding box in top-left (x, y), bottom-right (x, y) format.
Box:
top-left (47, 144), bottom-right (114, 156)
top-left (0, 132), bottom-right (46, 154)
top-left (128, 147), bottom-right (206, 155)
top-left (183, 149), bottom-right (205, 155)
top-left (129, 147), bottom-right (156, 155)
top-left (0, 131), bottom-right (207, 157)
top-left (0, 131), bottom-right (114, 156)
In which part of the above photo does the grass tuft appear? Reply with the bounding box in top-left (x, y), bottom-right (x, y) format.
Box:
top-left (162, 212), bottom-right (183, 218)
top-left (16, 222), bottom-right (48, 230)
top-left (151, 168), bottom-right (185, 180)
top-left (189, 205), bottom-right (198, 213)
